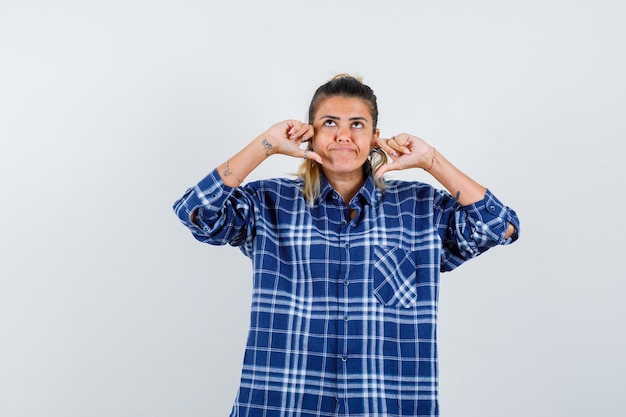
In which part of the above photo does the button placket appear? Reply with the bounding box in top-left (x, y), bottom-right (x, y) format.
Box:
top-left (338, 209), bottom-right (351, 376)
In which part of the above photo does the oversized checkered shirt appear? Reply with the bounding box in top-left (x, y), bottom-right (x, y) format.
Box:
top-left (173, 169), bottom-right (520, 417)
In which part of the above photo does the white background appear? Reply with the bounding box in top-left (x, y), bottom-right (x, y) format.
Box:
top-left (1, 1), bottom-right (624, 416)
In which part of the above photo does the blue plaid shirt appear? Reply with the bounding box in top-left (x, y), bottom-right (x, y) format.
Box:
top-left (173, 169), bottom-right (519, 417)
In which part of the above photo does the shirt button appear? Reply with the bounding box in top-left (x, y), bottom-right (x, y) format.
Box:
top-left (343, 315), bottom-right (348, 321)
top-left (344, 243), bottom-right (349, 248)
top-left (341, 356), bottom-right (347, 362)
top-left (343, 280), bottom-right (349, 286)
top-left (341, 219), bottom-right (347, 225)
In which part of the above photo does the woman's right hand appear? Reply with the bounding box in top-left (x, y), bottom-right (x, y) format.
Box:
top-left (263, 120), bottom-right (322, 163)
top-left (216, 120), bottom-right (322, 188)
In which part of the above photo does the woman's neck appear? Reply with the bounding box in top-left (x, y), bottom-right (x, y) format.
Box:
top-left (323, 170), bottom-right (366, 205)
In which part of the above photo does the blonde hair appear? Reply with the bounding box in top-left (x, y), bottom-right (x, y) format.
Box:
top-left (297, 74), bottom-right (388, 204)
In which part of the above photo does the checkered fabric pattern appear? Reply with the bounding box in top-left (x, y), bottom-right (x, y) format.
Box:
top-left (173, 169), bottom-right (519, 417)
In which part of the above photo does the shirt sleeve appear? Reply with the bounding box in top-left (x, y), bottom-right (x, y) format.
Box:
top-left (437, 189), bottom-right (520, 272)
top-left (172, 168), bottom-right (254, 248)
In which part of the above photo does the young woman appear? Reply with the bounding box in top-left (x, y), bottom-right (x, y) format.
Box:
top-left (173, 74), bottom-right (520, 417)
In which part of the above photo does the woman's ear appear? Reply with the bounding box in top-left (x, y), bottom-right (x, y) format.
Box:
top-left (370, 129), bottom-right (380, 150)
top-left (310, 130), bottom-right (316, 152)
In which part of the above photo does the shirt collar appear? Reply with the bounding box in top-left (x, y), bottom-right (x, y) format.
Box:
top-left (318, 171), bottom-right (379, 207)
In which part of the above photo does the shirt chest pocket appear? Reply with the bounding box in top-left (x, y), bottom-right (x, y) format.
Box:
top-left (372, 246), bottom-right (419, 308)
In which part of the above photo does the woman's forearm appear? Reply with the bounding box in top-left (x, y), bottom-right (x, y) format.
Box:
top-left (428, 149), bottom-right (516, 239)
top-left (216, 134), bottom-right (272, 188)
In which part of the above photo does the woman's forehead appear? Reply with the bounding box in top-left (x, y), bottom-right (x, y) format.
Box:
top-left (314, 96), bottom-right (372, 120)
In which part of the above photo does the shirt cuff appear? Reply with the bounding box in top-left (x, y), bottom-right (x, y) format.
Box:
top-left (173, 168), bottom-right (235, 228)
top-left (464, 189), bottom-right (520, 245)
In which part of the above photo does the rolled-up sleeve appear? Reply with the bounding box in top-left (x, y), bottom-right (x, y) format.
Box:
top-left (172, 169), bottom-right (251, 246)
top-left (462, 189), bottom-right (520, 246)
top-left (440, 189), bottom-right (520, 271)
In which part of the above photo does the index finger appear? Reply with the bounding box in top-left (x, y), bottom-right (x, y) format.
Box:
top-left (288, 122), bottom-right (312, 140)
top-left (376, 137), bottom-right (404, 158)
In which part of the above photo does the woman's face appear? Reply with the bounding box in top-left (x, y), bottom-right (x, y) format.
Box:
top-left (311, 96), bottom-right (380, 180)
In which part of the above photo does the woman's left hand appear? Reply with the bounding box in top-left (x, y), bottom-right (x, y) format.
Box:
top-left (374, 134), bottom-right (435, 177)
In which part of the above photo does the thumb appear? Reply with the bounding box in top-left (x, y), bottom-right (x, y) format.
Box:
top-left (375, 161), bottom-right (400, 178)
top-left (303, 149), bottom-right (323, 164)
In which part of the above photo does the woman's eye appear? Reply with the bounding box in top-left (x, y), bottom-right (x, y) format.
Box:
top-left (352, 121), bottom-right (364, 128)
top-left (323, 120), bottom-right (336, 127)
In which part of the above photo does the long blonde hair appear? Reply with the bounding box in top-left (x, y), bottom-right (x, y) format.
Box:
top-left (297, 74), bottom-right (388, 204)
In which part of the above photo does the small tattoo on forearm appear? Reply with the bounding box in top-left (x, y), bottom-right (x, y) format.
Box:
top-left (262, 138), bottom-right (272, 156)
top-left (455, 191), bottom-right (461, 202)
top-left (224, 159), bottom-right (242, 184)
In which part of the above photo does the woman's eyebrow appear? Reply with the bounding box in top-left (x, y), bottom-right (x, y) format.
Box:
top-left (319, 115), bottom-right (369, 122)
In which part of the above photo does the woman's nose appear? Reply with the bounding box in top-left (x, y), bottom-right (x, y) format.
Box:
top-left (336, 126), bottom-right (350, 142)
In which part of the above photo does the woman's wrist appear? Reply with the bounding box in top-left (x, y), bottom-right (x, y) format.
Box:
top-left (258, 133), bottom-right (275, 157)
top-left (424, 147), bottom-right (437, 172)
top-left (424, 149), bottom-right (486, 205)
